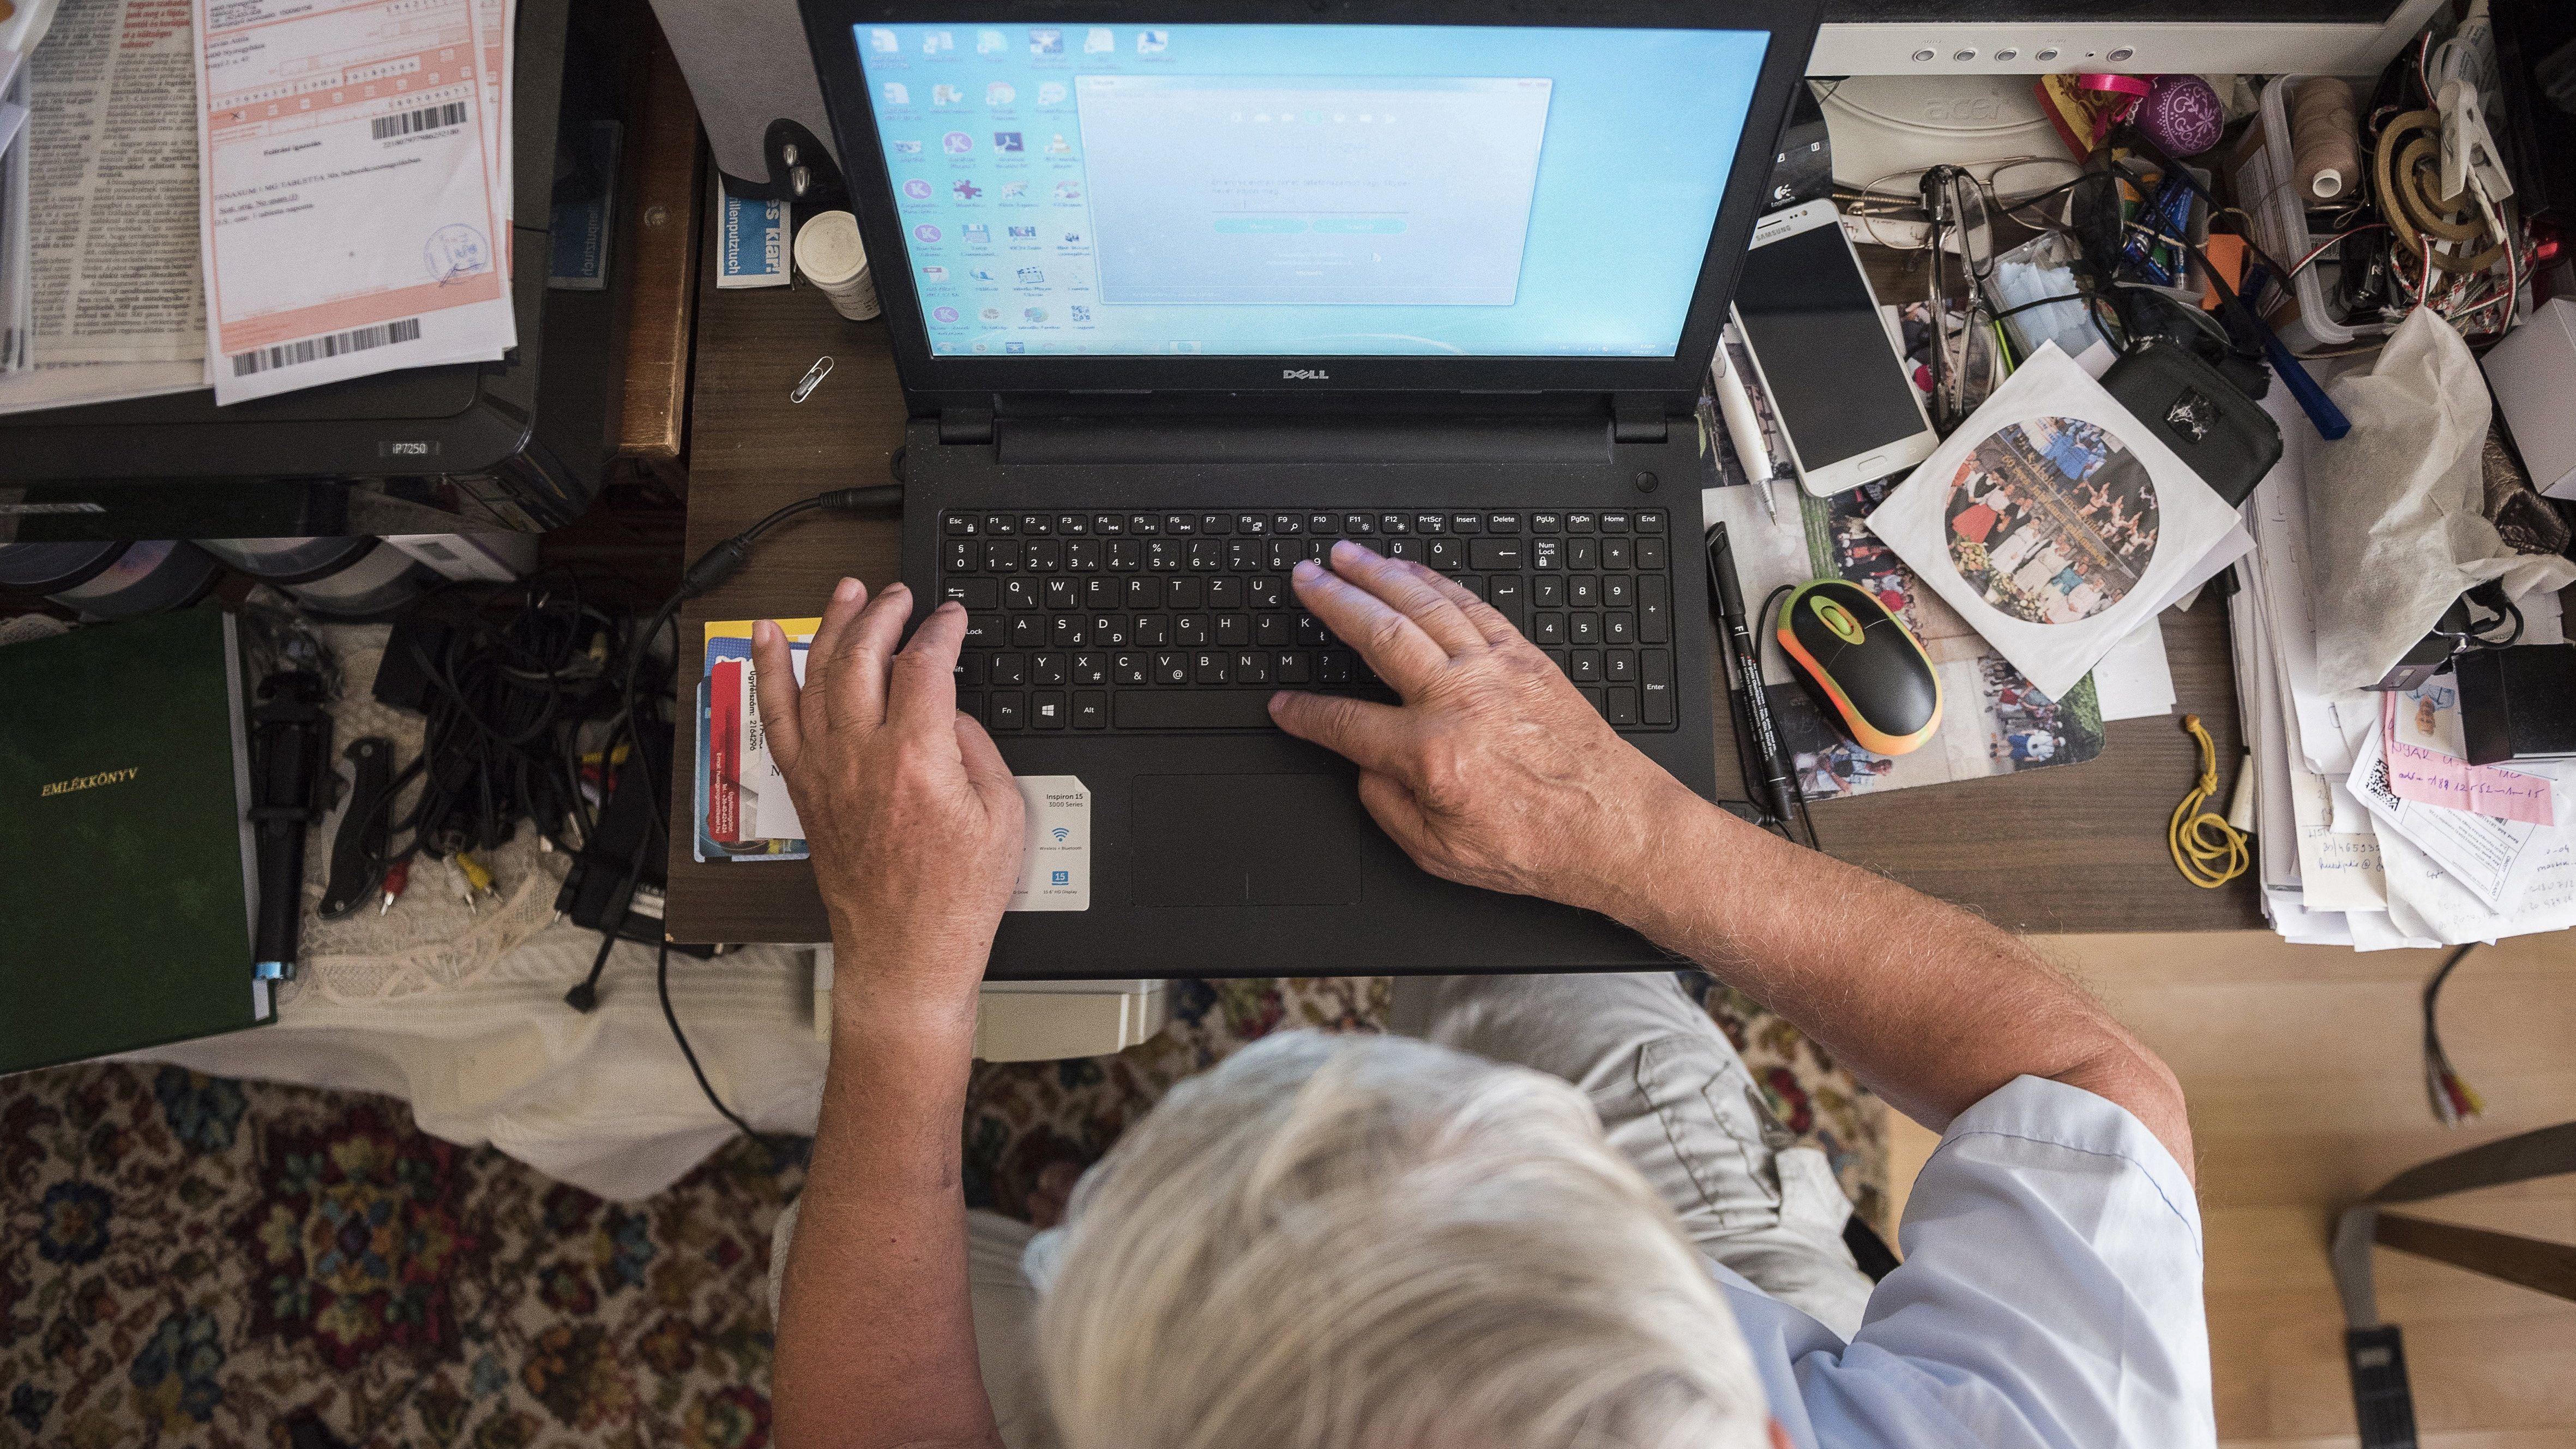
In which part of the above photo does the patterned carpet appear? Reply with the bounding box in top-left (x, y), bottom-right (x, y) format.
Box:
top-left (1, 976), bottom-right (1879, 1449)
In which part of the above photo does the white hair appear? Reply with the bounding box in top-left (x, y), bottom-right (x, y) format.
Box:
top-left (1034, 1030), bottom-right (1771, 1449)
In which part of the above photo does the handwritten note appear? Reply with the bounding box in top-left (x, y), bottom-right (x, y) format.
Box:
top-left (2349, 727), bottom-right (2553, 913)
top-left (2382, 692), bottom-right (2561, 826)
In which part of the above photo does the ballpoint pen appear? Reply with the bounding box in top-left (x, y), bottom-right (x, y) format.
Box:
top-left (1706, 522), bottom-right (1799, 828)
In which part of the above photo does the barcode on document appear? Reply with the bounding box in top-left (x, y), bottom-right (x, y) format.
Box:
top-left (230, 317), bottom-right (423, 377)
top-left (371, 102), bottom-right (469, 140)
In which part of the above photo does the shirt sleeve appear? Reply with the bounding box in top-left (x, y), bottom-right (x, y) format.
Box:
top-left (1786, 1074), bottom-right (2215, 1449)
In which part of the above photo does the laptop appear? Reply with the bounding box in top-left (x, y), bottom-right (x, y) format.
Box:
top-left (799, 1), bottom-right (1818, 978)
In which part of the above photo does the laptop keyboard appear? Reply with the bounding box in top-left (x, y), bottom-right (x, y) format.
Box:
top-left (940, 507), bottom-right (1680, 733)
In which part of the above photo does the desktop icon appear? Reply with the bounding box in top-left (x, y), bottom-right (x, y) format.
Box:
top-left (976, 28), bottom-right (1006, 55)
top-left (980, 306), bottom-right (1002, 320)
top-left (986, 82), bottom-right (1014, 106)
top-left (931, 83), bottom-right (964, 106)
top-left (1006, 341), bottom-right (1027, 353)
top-left (970, 268), bottom-right (998, 282)
top-left (882, 82), bottom-right (909, 106)
top-left (942, 131), bottom-right (973, 154)
top-left (1036, 81), bottom-right (1067, 106)
top-left (1044, 133), bottom-right (1072, 155)
top-left (1008, 225), bottom-right (1037, 239)
top-left (1137, 29), bottom-right (1167, 53)
top-left (962, 223), bottom-right (990, 243)
top-left (1061, 231), bottom-right (1083, 244)
top-left (901, 178), bottom-right (932, 199)
top-left (912, 224), bottom-right (942, 243)
top-left (992, 131), bottom-right (1023, 153)
top-left (931, 305), bottom-right (960, 322)
top-left (1082, 27), bottom-right (1113, 53)
top-left (869, 27), bottom-right (898, 51)
top-left (921, 265), bottom-right (948, 282)
top-left (892, 139), bottom-right (922, 156)
top-left (922, 29), bottom-right (952, 53)
top-left (1016, 266), bottom-right (1045, 284)
top-left (973, 342), bottom-right (990, 352)
top-left (1028, 28), bottom-right (1062, 53)
top-left (952, 179), bottom-right (983, 200)
top-left (1001, 181), bottom-right (1028, 199)
top-left (1051, 181), bottom-right (1082, 200)
top-left (1024, 306), bottom-right (1048, 322)
top-left (1070, 304), bottom-right (1091, 322)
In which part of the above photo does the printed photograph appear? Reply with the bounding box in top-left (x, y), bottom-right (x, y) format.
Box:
top-left (1942, 416), bottom-right (2158, 624)
top-left (1758, 480), bottom-right (2103, 801)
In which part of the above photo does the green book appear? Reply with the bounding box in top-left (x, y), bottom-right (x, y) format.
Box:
top-left (0, 609), bottom-right (273, 1075)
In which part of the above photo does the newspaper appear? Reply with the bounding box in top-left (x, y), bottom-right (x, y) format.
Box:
top-left (25, 0), bottom-right (203, 367)
top-left (193, 0), bottom-right (516, 404)
top-left (0, 0), bottom-right (210, 413)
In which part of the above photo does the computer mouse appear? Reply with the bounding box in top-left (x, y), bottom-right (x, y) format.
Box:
top-left (1774, 579), bottom-right (1942, 756)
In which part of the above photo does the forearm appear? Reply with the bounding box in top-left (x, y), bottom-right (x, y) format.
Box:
top-left (773, 957), bottom-right (1000, 1449)
top-left (1606, 798), bottom-right (2192, 1176)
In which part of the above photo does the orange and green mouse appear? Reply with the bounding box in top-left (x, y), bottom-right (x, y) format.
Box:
top-left (1773, 580), bottom-right (1942, 756)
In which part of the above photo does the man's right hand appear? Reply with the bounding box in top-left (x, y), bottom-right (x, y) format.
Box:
top-left (1267, 540), bottom-right (1724, 921)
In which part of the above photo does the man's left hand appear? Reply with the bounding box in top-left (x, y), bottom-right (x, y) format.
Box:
top-left (750, 578), bottom-right (1025, 1008)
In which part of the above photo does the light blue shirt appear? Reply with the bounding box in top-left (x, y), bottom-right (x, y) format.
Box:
top-left (1722, 1075), bottom-right (2214, 1449)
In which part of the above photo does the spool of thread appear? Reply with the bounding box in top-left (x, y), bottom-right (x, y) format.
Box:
top-left (2290, 77), bottom-right (2359, 201)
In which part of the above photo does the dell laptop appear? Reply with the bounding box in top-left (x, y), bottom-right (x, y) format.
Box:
top-left (799, 0), bottom-right (1817, 977)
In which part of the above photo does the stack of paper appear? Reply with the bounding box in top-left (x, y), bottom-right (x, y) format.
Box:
top-left (0, 0), bottom-right (519, 415)
top-left (192, 0), bottom-right (520, 404)
top-left (2228, 379), bottom-right (2575, 948)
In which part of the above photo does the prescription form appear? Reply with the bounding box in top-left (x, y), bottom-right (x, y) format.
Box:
top-left (192, 0), bottom-right (515, 405)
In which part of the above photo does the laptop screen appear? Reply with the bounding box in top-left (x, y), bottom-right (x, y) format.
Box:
top-left (850, 23), bottom-right (1770, 360)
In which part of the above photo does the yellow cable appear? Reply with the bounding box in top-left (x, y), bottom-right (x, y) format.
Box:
top-left (2170, 714), bottom-right (2249, 888)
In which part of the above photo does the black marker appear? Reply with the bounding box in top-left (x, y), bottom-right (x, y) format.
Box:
top-left (1706, 522), bottom-right (1798, 828)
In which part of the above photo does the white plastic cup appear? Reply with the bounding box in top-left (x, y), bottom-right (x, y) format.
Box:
top-left (793, 210), bottom-right (881, 321)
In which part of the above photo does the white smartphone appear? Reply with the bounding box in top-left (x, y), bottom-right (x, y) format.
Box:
top-left (1732, 200), bottom-right (1939, 497)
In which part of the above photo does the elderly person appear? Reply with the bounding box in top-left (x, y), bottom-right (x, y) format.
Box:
top-left (755, 543), bottom-right (2211, 1449)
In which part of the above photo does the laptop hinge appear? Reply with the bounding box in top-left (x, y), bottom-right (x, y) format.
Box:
top-left (938, 407), bottom-right (996, 445)
top-left (1611, 395), bottom-right (1669, 445)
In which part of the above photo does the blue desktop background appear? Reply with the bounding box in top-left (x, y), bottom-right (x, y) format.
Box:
top-left (853, 23), bottom-right (1770, 358)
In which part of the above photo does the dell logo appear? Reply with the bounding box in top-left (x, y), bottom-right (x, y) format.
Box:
top-left (1281, 368), bottom-right (1331, 380)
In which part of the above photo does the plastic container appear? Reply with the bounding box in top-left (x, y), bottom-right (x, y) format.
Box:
top-left (793, 210), bottom-right (881, 322)
top-left (2246, 73), bottom-right (2388, 353)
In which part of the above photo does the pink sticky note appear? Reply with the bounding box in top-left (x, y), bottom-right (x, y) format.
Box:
top-left (2382, 695), bottom-right (2559, 826)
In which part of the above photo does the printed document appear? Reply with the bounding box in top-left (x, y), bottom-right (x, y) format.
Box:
top-left (193, 0), bottom-right (515, 404)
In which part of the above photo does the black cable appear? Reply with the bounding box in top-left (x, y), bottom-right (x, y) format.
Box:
top-left (576, 481), bottom-right (906, 1133)
top-left (2422, 944), bottom-right (2483, 1124)
top-left (659, 935), bottom-right (763, 1139)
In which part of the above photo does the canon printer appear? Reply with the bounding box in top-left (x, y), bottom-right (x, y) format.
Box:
top-left (0, 0), bottom-right (630, 543)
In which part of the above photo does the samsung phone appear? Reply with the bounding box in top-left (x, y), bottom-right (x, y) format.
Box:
top-left (1732, 200), bottom-right (1939, 497)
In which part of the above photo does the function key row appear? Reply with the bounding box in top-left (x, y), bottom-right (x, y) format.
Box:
top-left (943, 508), bottom-right (1665, 539)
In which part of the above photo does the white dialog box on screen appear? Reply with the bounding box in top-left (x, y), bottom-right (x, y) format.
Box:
top-left (1076, 75), bottom-right (1552, 306)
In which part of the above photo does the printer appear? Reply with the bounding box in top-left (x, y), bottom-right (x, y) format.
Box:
top-left (0, 0), bottom-right (630, 544)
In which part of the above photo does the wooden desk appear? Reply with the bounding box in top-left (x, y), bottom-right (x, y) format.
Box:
top-left (664, 275), bottom-right (2264, 943)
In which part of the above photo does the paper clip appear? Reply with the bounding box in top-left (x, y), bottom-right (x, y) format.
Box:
top-left (791, 356), bottom-right (834, 404)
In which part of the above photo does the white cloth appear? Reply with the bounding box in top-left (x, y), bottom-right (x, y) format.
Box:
top-left (135, 926), bottom-right (828, 1200)
top-left (2308, 307), bottom-right (2576, 693)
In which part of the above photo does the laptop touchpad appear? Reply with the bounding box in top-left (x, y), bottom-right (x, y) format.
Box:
top-left (1130, 774), bottom-right (1365, 906)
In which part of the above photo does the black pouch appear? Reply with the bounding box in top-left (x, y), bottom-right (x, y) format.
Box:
top-left (2100, 337), bottom-right (2283, 506)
